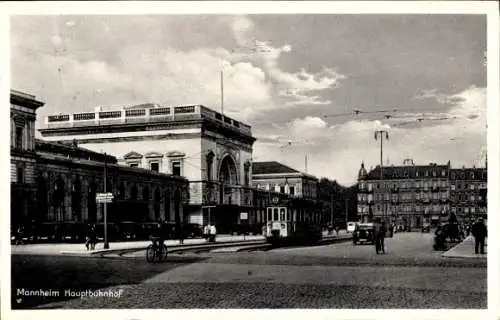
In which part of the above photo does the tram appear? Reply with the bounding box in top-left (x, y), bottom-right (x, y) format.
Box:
top-left (265, 206), bottom-right (322, 245)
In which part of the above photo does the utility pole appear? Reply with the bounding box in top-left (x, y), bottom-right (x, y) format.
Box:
top-left (345, 198), bottom-right (349, 227)
top-left (103, 153), bottom-right (109, 249)
top-left (375, 130), bottom-right (389, 223)
top-left (330, 193), bottom-right (334, 225)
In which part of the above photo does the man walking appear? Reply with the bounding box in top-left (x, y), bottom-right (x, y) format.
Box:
top-left (374, 218), bottom-right (386, 254)
top-left (471, 218), bottom-right (487, 254)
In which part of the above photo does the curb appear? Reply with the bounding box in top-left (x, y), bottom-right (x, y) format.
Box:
top-left (441, 236), bottom-right (488, 259)
top-left (62, 239), bottom-right (267, 257)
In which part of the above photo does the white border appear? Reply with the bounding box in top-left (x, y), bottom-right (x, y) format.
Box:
top-left (1, 2), bottom-right (498, 320)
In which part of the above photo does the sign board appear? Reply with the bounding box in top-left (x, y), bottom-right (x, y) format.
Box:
top-left (96, 193), bottom-right (114, 203)
top-left (240, 212), bottom-right (248, 220)
top-left (97, 198), bottom-right (113, 204)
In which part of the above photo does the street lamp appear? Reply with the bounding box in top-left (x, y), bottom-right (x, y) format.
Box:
top-left (103, 153), bottom-right (109, 249)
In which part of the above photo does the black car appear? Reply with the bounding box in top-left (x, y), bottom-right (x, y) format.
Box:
top-left (183, 223), bottom-right (203, 238)
top-left (422, 224), bottom-right (431, 233)
top-left (353, 223), bottom-right (375, 245)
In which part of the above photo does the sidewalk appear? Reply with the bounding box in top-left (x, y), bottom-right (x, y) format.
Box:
top-left (442, 236), bottom-right (487, 259)
top-left (10, 234), bottom-right (265, 256)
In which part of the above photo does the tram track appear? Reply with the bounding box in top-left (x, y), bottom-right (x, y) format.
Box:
top-left (99, 234), bottom-right (353, 258)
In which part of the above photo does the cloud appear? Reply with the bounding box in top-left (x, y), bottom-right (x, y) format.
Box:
top-left (219, 18), bottom-right (347, 108)
top-left (12, 15), bottom-right (346, 126)
top-left (279, 89), bottom-right (331, 106)
top-left (253, 86), bottom-right (486, 185)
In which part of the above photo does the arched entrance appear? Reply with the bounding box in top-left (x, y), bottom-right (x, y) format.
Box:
top-left (217, 155), bottom-right (239, 233)
top-left (218, 155), bottom-right (238, 187)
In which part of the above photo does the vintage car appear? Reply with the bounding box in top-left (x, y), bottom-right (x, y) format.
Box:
top-left (422, 223), bottom-right (431, 233)
top-left (183, 223), bottom-right (204, 238)
top-left (353, 223), bottom-right (376, 245)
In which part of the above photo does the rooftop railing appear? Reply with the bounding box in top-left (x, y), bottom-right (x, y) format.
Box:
top-left (44, 104), bottom-right (252, 135)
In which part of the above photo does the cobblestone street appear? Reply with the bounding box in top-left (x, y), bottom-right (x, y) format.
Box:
top-left (12, 233), bottom-right (486, 309)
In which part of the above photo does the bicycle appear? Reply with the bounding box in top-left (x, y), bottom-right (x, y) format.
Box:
top-left (146, 236), bottom-right (168, 263)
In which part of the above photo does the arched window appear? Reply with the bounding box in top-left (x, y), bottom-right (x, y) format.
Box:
top-left (143, 186), bottom-right (150, 202)
top-left (118, 182), bottom-right (126, 199)
top-left (154, 188), bottom-right (161, 221)
top-left (53, 176), bottom-right (65, 207)
top-left (87, 181), bottom-right (97, 222)
top-left (130, 185), bottom-right (138, 200)
top-left (174, 190), bottom-right (181, 226)
top-left (36, 176), bottom-right (48, 221)
top-left (164, 190), bottom-right (171, 222)
top-left (72, 177), bottom-right (82, 221)
top-left (206, 151), bottom-right (214, 181)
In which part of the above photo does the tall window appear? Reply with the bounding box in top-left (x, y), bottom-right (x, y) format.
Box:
top-left (72, 178), bottom-right (82, 221)
top-left (150, 162), bottom-right (159, 172)
top-left (206, 152), bottom-right (214, 181)
top-left (15, 126), bottom-right (23, 149)
top-left (172, 161), bottom-right (181, 176)
top-left (16, 167), bottom-right (24, 183)
top-left (154, 188), bottom-right (161, 221)
top-left (289, 186), bottom-right (295, 195)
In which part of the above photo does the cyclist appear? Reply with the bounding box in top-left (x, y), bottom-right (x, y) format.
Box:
top-left (153, 221), bottom-right (166, 257)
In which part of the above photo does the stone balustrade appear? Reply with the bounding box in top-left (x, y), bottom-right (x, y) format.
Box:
top-left (45, 104), bottom-right (252, 135)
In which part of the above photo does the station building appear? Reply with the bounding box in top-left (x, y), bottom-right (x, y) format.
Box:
top-left (10, 90), bottom-right (45, 228)
top-left (38, 103), bottom-right (264, 232)
top-left (11, 90), bottom-right (189, 239)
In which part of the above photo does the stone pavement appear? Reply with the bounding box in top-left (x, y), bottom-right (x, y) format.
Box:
top-left (10, 234), bottom-right (265, 256)
top-left (443, 235), bottom-right (487, 259)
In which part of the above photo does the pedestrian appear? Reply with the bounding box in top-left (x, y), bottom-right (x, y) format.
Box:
top-left (15, 224), bottom-right (25, 245)
top-left (89, 224), bottom-right (97, 250)
top-left (85, 224), bottom-right (91, 250)
top-left (156, 221), bottom-right (166, 257)
top-left (335, 224), bottom-right (340, 237)
top-left (433, 224), bottom-right (445, 251)
top-left (178, 223), bottom-right (184, 245)
top-left (374, 218), bottom-right (386, 254)
top-left (204, 224), bottom-right (210, 242)
top-left (471, 218), bottom-right (487, 254)
top-left (210, 224), bottom-right (217, 243)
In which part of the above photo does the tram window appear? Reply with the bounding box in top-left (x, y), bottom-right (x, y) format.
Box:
top-left (273, 208), bottom-right (279, 221)
top-left (280, 208), bottom-right (286, 221)
top-left (267, 208), bottom-right (272, 221)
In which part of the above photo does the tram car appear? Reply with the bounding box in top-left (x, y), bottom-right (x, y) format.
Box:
top-left (265, 206), bottom-right (322, 246)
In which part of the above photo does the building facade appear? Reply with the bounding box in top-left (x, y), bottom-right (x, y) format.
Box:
top-left (11, 90), bottom-right (45, 228)
top-left (11, 90), bottom-right (189, 240)
top-left (35, 139), bottom-right (188, 227)
top-left (449, 167), bottom-right (487, 222)
top-left (357, 162), bottom-right (452, 227)
top-left (252, 161), bottom-right (324, 225)
top-left (39, 103), bottom-right (259, 229)
top-left (357, 161), bottom-right (487, 227)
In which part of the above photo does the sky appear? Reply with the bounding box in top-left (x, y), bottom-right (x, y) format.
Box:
top-left (10, 14), bottom-right (487, 186)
